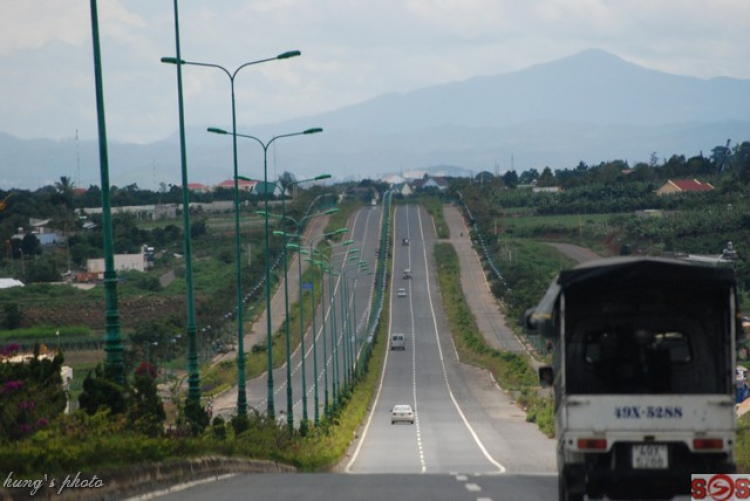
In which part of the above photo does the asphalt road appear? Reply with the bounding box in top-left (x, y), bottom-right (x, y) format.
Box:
top-left (152, 204), bottom-right (693, 501)
top-left (152, 204), bottom-right (558, 501)
top-left (213, 204), bottom-right (383, 424)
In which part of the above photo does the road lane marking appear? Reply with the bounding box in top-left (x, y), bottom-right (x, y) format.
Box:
top-left (417, 206), bottom-right (506, 474)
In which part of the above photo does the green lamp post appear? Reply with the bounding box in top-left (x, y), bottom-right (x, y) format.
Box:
top-left (263, 205), bottom-right (338, 427)
top-left (89, 0), bottom-right (123, 385)
top-left (278, 174), bottom-right (328, 431)
top-left (302, 227), bottom-right (347, 423)
top-left (162, 49), bottom-right (300, 417)
top-left (207, 127), bottom-right (322, 420)
top-left (318, 241), bottom-right (357, 412)
top-left (162, 0), bottom-right (200, 402)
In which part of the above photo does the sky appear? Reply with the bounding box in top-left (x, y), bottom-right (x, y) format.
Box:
top-left (1, 1), bottom-right (749, 146)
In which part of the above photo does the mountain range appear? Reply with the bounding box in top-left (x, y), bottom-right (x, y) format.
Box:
top-left (2, 48), bottom-right (749, 190)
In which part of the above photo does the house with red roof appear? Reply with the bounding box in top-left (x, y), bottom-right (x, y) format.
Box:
top-left (215, 179), bottom-right (257, 192)
top-left (185, 183), bottom-right (212, 193)
top-left (656, 179), bottom-right (714, 196)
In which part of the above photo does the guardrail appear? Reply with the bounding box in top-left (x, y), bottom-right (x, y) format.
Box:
top-left (453, 193), bottom-right (549, 357)
top-left (355, 190), bottom-right (392, 374)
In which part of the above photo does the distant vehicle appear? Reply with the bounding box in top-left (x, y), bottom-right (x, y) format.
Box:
top-left (371, 199), bottom-right (377, 206)
top-left (391, 404), bottom-right (414, 424)
top-left (403, 269), bottom-right (412, 279)
top-left (390, 333), bottom-right (405, 350)
top-left (526, 257), bottom-right (738, 501)
top-left (737, 366), bottom-right (749, 403)
top-left (397, 288), bottom-right (407, 297)
top-left (402, 238), bottom-right (409, 246)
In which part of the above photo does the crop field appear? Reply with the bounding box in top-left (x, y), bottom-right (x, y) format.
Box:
top-left (500, 211), bottom-right (620, 230)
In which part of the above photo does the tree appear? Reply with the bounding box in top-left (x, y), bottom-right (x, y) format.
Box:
top-left (1, 303), bottom-right (22, 329)
top-left (21, 233), bottom-right (40, 258)
top-left (278, 171), bottom-right (297, 194)
top-left (54, 176), bottom-right (75, 207)
top-left (537, 167), bottom-right (556, 187)
top-left (78, 364), bottom-right (126, 415)
top-left (518, 169), bottom-right (539, 185)
top-left (127, 363), bottom-right (166, 437)
top-left (502, 170), bottom-right (519, 188)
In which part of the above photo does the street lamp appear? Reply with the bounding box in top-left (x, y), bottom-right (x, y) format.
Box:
top-left (343, 262), bottom-right (371, 382)
top-left (162, 49), bottom-right (300, 418)
top-left (89, 0), bottom-right (124, 385)
top-left (264, 206), bottom-right (338, 427)
top-left (161, 0), bottom-right (201, 403)
top-left (256, 174), bottom-right (331, 431)
top-left (208, 127), bottom-right (322, 420)
top-left (316, 241), bottom-right (358, 413)
top-left (277, 174), bottom-right (330, 430)
top-left (302, 228), bottom-right (347, 422)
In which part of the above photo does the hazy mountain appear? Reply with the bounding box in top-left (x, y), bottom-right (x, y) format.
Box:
top-left (2, 49), bottom-right (749, 190)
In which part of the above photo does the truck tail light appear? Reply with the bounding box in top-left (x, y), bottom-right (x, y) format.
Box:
top-left (694, 438), bottom-right (724, 450)
top-left (577, 438), bottom-right (607, 450)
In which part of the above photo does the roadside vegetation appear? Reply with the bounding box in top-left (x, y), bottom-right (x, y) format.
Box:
top-left (0, 180), bottom-right (388, 480)
top-left (433, 243), bottom-right (554, 436)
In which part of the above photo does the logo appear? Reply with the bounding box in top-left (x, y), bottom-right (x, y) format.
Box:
top-left (692, 474), bottom-right (750, 500)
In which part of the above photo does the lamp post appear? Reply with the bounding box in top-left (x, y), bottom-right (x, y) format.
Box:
top-left (162, 0), bottom-right (200, 403)
top-left (317, 242), bottom-right (357, 413)
top-left (208, 127), bottom-right (322, 420)
top-left (344, 262), bottom-right (370, 381)
top-left (334, 254), bottom-right (362, 394)
top-left (263, 205), bottom-right (338, 427)
top-left (89, 0), bottom-right (124, 385)
top-left (162, 50), bottom-right (300, 418)
top-left (303, 228), bottom-right (347, 422)
top-left (278, 174), bottom-right (328, 431)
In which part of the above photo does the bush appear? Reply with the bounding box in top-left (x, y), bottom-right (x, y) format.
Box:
top-left (0, 344), bottom-right (66, 443)
top-left (78, 364), bottom-right (126, 416)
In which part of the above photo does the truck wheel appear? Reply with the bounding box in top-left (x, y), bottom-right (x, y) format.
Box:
top-left (559, 475), bottom-right (583, 501)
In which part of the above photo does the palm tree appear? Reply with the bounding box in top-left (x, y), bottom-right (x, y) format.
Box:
top-left (54, 176), bottom-right (75, 202)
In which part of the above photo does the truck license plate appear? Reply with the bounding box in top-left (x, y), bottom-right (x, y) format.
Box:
top-left (632, 444), bottom-right (668, 469)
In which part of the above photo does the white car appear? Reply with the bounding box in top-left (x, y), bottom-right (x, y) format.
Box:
top-left (397, 288), bottom-right (407, 297)
top-left (391, 404), bottom-right (415, 424)
top-left (390, 333), bottom-right (406, 350)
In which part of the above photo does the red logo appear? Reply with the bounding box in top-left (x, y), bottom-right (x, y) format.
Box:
top-left (693, 474), bottom-right (750, 500)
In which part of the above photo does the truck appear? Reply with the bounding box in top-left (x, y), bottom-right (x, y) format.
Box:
top-left (526, 257), bottom-right (738, 500)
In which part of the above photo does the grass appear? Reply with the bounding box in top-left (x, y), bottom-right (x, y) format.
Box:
top-left (738, 414), bottom-right (750, 472)
top-left (416, 196), bottom-right (449, 238)
top-left (432, 242), bottom-right (554, 436)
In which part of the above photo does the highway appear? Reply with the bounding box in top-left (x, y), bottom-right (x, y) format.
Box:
top-left (155, 203), bottom-right (559, 500)
top-left (244, 202), bottom-right (383, 424)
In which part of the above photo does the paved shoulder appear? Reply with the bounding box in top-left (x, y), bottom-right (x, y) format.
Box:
top-left (547, 242), bottom-right (600, 263)
top-left (443, 205), bottom-right (525, 353)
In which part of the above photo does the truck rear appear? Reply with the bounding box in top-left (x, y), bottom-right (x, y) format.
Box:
top-left (527, 257), bottom-right (738, 500)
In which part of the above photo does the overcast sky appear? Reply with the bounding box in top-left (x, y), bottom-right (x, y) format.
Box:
top-left (1, 0), bottom-right (749, 146)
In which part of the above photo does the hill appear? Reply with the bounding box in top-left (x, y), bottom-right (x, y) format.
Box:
top-left (1, 49), bottom-right (748, 189)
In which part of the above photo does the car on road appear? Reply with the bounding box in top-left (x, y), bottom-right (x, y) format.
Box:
top-left (397, 288), bottom-right (407, 297)
top-left (391, 404), bottom-right (414, 424)
top-left (390, 333), bottom-right (405, 350)
top-left (403, 269), bottom-right (411, 279)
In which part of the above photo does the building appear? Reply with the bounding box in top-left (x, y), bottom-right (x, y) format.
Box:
top-left (185, 183), bottom-right (212, 193)
top-left (392, 183), bottom-right (413, 196)
top-left (253, 181), bottom-right (285, 198)
top-left (532, 186), bottom-right (562, 194)
top-left (0, 278), bottom-right (24, 289)
top-left (216, 179), bottom-right (257, 192)
top-left (656, 179), bottom-right (714, 196)
top-left (85, 245), bottom-right (153, 278)
top-left (381, 173), bottom-right (406, 185)
top-left (419, 176), bottom-right (450, 191)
